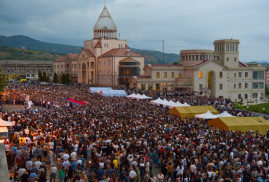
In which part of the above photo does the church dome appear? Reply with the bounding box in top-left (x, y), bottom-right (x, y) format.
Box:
top-left (94, 6), bottom-right (117, 39)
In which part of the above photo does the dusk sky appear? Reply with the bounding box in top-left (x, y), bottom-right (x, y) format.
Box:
top-left (0, 0), bottom-right (269, 62)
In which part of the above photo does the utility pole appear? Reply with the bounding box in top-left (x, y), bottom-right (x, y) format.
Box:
top-left (162, 40), bottom-right (164, 64)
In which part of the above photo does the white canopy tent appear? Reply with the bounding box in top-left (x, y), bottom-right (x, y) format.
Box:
top-left (0, 118), bottom-right (12, 134)
top-left (215, 111), bottom-right (234, 117)
top-left (195, 110), bottom-right (218, 119)
top-left (126, 93), bottom-right (152, 99)
top-left (89, 87), bottom-right (112, 93)
top-left (98, 90), bottom-right (127, 97)
top-left (151, 98), bottom-right (190, 108)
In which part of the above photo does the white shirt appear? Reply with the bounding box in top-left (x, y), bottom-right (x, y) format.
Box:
top-left (50, 166), bottom-right (57, 174)
top-left (63, 160), bottom-right (70, 169)
top-left (129, 170), bottom-right (137, 179)
top-left (34, 161), bottom-right (42, 169)
top-left (62, 153), bottom-right (69, 160)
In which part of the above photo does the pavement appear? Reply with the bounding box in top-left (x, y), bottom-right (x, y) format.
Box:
top-left (2, 104), bottom-right (45, 112)
top-left (0, 144), bottom-right (9, 182)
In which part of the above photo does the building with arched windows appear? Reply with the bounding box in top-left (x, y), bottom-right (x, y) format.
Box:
top-left (130, 39), bottom-right (266, 103)
top-left (53, 4), bottom-right (144, 87)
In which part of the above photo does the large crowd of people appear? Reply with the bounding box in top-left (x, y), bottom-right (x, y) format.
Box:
top-left (1, 83), bottom-right (269, 182)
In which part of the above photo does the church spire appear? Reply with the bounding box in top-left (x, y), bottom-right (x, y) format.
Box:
top-left (93, 3), bottom-right (117, 39)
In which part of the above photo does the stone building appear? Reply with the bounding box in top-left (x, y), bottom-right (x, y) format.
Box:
top-left (0, 60), bottom-right (53, 80)
top-left (53, 5), bottom-right (144, 87)
top-left (130, 39), bottom-right (266, 103)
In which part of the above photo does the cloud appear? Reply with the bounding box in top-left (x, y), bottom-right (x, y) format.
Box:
top-left (0, 0), bottom-right (268, 61)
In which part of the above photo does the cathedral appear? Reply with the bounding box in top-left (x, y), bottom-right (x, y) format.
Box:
top-left (53, 4), bottom-right (144, 87)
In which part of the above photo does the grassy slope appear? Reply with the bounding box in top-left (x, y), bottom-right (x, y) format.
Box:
top-left (0, 46), bottom-right (63, 61)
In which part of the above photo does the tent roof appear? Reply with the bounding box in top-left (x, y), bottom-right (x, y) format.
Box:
top-left (215, 111), bottom-right (234, 117)
top-left (208, 117), bottom-right (269, 135)
top-left (0, 118), bottom-right (13, 127)
top-left (195, 110), bottom-right (218, 119)
top-left (169, 106), bottom-right (218, 118)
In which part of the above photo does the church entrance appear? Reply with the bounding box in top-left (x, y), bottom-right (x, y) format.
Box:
top-left (207, 71), bottom-right (216, 97)
top-left (118, 59), bottom-right (140, 87)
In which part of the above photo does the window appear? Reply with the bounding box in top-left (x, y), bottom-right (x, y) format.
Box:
top-left (178, 73), bottom-right (182, 78)
top-left (252, 82), bottom-right (264, 89)
top-left (199, 84), bottom-right (203, 90)
top-left (164, 72), bottom-right (167, 78)
top-left (156, 72), bottom-right (160, 78)
top-left (238, 94), bottom-right (241, 99)
top-left (234, 84), bottom-right (236, 89)
top-left (171, 72), bottom-right (174, 78)
top-left (196, 55), bottom-right (198, 60)
top-left (253, 71), bottom-right (264, 80)
top-left (234, 57), bottom-right (237, 62)
top-left (219, 72), bottom-right (223, 78)
top-left (219, 84), bottom-right (223, 90)
top-left (238, 83), bottom-right (241, 88)
top-left (226, 45), bottom-right (229, 51)
top-left (192, 55), bottom-right (195, 60)
top-left (91, 62), bottom-right (94, 69)
top-left (199, 71), bottom-right (203, 78)
top-left (245, 83), bottom-right (248, 88)
top-left (239, 72), bottom-right (242, 77)
top-left (245, 72), bottom-right (248, 77)
top-left (156, 84), bottom-right (160, 91)
top-left (27, 74), bottom-right (30, 77)
top-left (245, 94), bottom-right (248, 99)
top-left (31, 74), bottom-right (34, 77)
top-left (253, 93), bottom-right (258, 98)
top-left (234, 73), bottom-right (236, 77)
top-left (227, 57), bottom-right (229, 61)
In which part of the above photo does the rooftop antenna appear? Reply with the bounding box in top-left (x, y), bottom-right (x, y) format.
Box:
top-left (162, 40), bottom-right (165, 64)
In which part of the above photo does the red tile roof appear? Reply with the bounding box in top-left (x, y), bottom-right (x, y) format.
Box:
top-left (136, 76), bottom-right (151, 79)
top-left (149, 64), bottom-right (182, 67)
top-left (83, 48), bottom-right (96, 58)
top-left (192, 60), bottom-right (210, 67)
top-left (239, 61), bottom-right (248, 67)
top-left (56, 53), bottom-right (79, 62)
top-left (99, 48), bottom-right (142, 58)
top-left (125, 44), bottom-right (130, 49)
top-left (94, 41), bottom-right (102, 48)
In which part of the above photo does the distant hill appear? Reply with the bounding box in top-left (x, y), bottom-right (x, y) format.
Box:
top-left (0, 35), bottom-right (179, 64)
top-left (247, 61), bottom-right (269, 67)
top-left (0, 35), bottom-right (82, 54)
top-left (0, 46), bottom-right (63, 61)
top-left (131, 48), bottom-right (179, 64)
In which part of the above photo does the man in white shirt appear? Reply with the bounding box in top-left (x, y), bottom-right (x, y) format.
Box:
top-left (63, 159), bottom-right (70, 170)
top-left (34, 160), bottom-right (42, 170)
top-left (129, 167), bottom-right (137, 182)
top-left (50, 163), bottom-right (57, 182)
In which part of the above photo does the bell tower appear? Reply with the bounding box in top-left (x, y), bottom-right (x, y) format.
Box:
top-left (213, 39), bottom-right (240, 68)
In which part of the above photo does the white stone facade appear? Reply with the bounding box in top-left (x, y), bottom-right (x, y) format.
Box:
top-left (130, 39), bottom-right (266, 103)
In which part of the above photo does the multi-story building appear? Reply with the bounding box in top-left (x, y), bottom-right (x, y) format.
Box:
top-left (130, 39), bottom-right (266, 103)
top-left (266, 67), bottom-right (269, 86)
top-left (0, 60), bottom-right (53, 80)
top-left (53, 53), bottom-right (79, 82)
top-left (53, 5), bottom-right (144, 87)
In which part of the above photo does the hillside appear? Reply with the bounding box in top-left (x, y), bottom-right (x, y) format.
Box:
top-left (0, 35), bottom-right (179, 64)
top-left (0, 35), bottom-right (82, 54)
top-left (0, 46), bottom-right (63, 61)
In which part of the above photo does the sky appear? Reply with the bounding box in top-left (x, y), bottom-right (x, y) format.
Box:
top-left (0, 0), bottom-right (269, 62)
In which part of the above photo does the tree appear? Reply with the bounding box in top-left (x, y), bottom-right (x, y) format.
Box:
top-left (0, 70), bottom-right (8, 93)
top-left (38, 71), bottom-right (43, 81)
top-left (266, 84), bottom-right (269, 97)
top-left (66, 73), bottom-right (70, 84)
top-left (61, 74), bottom-right (66, 84)
top-left (53, 73), bottom-right (58, 83)
top-left (42, 72), bottom-right (48, 82)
